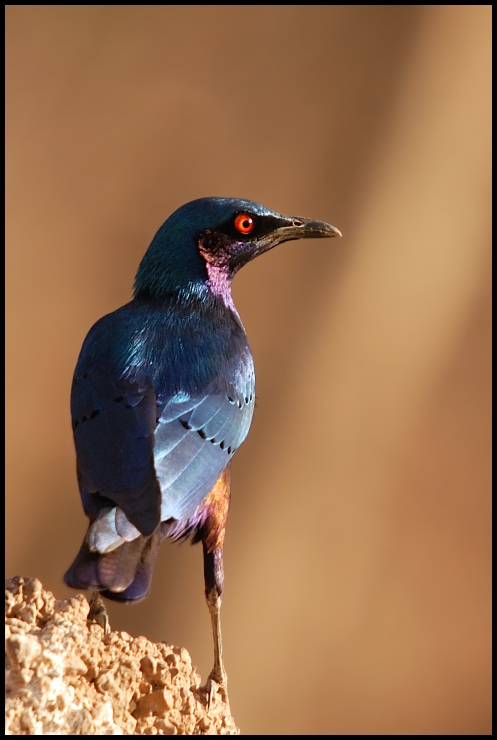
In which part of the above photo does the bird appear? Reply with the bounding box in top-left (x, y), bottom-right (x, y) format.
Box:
top-left (64, 197), bottom-right (341, 704)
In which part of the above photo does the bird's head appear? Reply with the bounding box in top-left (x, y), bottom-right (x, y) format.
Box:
top-left (134, 197), bottom-right (341, 304)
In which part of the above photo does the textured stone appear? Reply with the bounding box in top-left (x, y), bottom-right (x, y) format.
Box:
top-left (5, 577), bottom-right (239, 735)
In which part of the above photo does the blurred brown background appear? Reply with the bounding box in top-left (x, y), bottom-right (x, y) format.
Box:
top-left (6, 5), bottom-right (491, 735)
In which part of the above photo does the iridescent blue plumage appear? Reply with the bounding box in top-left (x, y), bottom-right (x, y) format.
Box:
top-left (70, 297), bottom-right (254, 531)
top-left (64, 197), bottom-right (340, 699)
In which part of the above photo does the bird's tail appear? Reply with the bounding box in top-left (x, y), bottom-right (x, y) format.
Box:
top-left (64, 529), bottom-right (161, 603)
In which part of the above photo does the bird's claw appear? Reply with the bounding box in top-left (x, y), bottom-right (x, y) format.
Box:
top-left (204, 670), bottom-right (228, 710)
top-left (87, 591), bottom-right (111, 635)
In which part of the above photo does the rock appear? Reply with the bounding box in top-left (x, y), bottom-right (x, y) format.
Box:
top-left (5, 577), bottom-right (239, 735)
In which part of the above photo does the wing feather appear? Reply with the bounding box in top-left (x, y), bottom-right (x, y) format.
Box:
top-left (71, 301), bottom-right (255, 535)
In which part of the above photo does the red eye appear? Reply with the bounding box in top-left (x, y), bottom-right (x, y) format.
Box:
top-left (234, 214), bottom-right (255, 234)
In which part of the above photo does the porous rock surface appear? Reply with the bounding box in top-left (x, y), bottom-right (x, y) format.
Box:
top-left (5, 577), bottom-right (239, 735)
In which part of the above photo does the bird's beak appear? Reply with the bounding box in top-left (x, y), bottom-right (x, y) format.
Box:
top-left (254, 214), bottom-right (341, 259)
top-left (282, 216), bottom-right (342, 241)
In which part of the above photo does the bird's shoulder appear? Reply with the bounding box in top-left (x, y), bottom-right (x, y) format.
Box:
top-left (73, 296), bottom-right (252, 393)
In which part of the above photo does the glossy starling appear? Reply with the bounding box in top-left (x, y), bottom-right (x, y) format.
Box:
top-left (64, 197), bottom-right (341, 703)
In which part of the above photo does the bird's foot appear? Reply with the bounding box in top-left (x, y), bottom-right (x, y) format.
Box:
top-left (87, 591), bottom-right (110, 635)
top-left (203, 667), bottom-right (228, 710)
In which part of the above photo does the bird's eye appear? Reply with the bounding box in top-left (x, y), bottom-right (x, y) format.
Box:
top-left (234, 214), bottom-right (255, 234)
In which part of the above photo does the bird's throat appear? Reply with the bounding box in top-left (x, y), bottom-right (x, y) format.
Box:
top-left (197, 236), bottom-right (237, 313)
top-left (202, 261), bottom-right (236, 313)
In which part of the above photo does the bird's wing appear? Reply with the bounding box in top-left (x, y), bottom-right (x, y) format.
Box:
top-left (71, 368), bottom-right (161, 536)
top-left (154, 378), bottom-right (255, 521)
top-left (71, 359), bottom-right (255, 533)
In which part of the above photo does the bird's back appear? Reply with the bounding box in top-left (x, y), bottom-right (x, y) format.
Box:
top-left (65, 295), bottom-right (254, 599)
top-left (71, 296), bottom-right (255, 526)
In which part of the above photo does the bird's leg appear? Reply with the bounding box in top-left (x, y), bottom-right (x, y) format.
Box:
top-left (87, 590), bottom-right (110, 635)
top-left (203, 544), bottom-right (228, 708)
top-left (197, 465), bottom-right (231, 708)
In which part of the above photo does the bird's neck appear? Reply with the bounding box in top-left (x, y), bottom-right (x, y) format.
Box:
top-left (134, 268), bottom-right (237, 314)
top-left (133, 269), bottom-right (241, 330)
top-left (201, 262), bottom-right (236, 314)
top-left (133, 230), bottom-right (238, 315)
